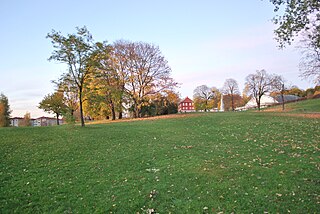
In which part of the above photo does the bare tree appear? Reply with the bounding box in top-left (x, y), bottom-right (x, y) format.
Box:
top-left (112, 40), bottom-right (131, 119)
top-left (124, 41), bottom-right (177, 118)
top-left (245, 70), bottom-right (274, 111)
top-left (222, 78), bottom-right (240, 111)
top-left (193, 85), bottom-right (215, 112)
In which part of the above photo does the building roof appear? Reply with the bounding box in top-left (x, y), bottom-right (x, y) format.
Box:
top-left (11, 117), bottom-right (24, 120)
top-left (245, 95), bottom-right (277, 108)
top-left (273, 95), bottom-right (300, 103)
top-left (36, 116), bottom-right (62, 120)
top-left (11, 116), bottom-right (62, 120)
top-left (180, 97), bottom-right (193, 103)
top-left (244, 94), bottom-right (301, 108)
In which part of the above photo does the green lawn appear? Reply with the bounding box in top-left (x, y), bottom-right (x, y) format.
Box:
top-left (0, 112), bottom-right (319, 213)
top-left (265, 98), bottom-right (320, 113)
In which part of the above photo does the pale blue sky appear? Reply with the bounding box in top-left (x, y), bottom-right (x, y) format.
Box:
top-left (0, 0), bottom-right (314, 117)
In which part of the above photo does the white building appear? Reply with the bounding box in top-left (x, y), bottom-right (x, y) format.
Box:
top-left (241, 94), bottom-right (300, 110)
top-left (10, 117), bottom-right (63, 127)
top-left (10, 117), bottom-right (24, 127)
top-left (245, 95), bottom-right (277, 109)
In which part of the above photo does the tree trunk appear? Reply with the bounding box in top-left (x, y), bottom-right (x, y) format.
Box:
top-left (79, 89), bottom-right (85, 127)
top-left (118, 85), bottom-right (125, 119)
top-left (56, 113), bottom-right (60, 125)
top-left (135, 107), bottom-right (140, 118)
top-left (205, 100), bottom-right (207, 112)
top-left (281, 93), bottom-right (285, 111)
top-left (281, 84), bottom-right (285, 111)
top-left (110, 102), bottom-right (116, 120)
top-left (257, 97), bottom-right (261, 111)
top-left (118, 99), bottom-right (123, 119)
top-left (133, 99), bottom-right (139, 118)
top-left (231, 94), bottom-right (234, 111)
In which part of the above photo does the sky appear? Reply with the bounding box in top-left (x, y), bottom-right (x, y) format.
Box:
top-left (0, 0), bottom-right (315, 118)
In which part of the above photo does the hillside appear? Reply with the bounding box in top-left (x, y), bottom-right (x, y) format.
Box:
top-left (264, 98), bottom-right (320, 113)
top-left (0, 112), bottom-right (319, 213)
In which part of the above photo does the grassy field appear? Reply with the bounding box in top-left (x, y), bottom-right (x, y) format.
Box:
top-left (264, 98), bottom-right (320, 113)
top-left (0, 111), bottom-right (319, 213)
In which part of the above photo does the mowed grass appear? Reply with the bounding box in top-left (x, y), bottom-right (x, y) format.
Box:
top-left (265, 98), bottom-right (320, 113)
top-left (0, 112), bottom-right (319, 213)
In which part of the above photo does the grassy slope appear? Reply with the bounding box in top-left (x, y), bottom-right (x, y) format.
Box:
top-left (0, 112), bottom-right (319, 213)
top-left (265, 98), bottom-right (320, 113)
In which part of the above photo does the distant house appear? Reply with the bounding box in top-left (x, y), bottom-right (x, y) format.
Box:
top-left (10, 117), bottom-right (24, 127)
top-left (178, 97), bottom-right (195, 112)
top-left (10, 116), bottom-right (63, 127)
top-left (35, 117), bottom-right (63, 126)
top-left (243, 94), bottom-right (300, 109)
top-left (30, 119), bottom-right (37, 126)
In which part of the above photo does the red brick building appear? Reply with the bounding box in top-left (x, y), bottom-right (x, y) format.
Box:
top-left (178, 97), bottom-right (195, 112)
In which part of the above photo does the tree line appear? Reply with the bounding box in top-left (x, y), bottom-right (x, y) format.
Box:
top-left (41, 27), bottom-right (178, 127)
top-left (192, 70), bottom-right (320, 112)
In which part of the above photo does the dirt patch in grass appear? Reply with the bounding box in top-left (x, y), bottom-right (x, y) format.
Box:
top-left (87, 113), bottom-right (200, 125)
top-left (262, 107), bottom-right (293, 112)
top-left (276, 113), bottom-right (320, 119)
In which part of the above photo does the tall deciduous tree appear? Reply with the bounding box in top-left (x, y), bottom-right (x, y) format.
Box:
top-left (245, 70), bottom-right (275, 111)
top-left (124, 41), bottom-right (177, 118)
top-left (90, 41), bottom-right (120, 120)
top-left (47, 26), bottom-right (94, 127)
top-left (193, 85), bottom-right (216, 112)
top-left (39, 92), bottom-right (67, 125)
top-left (112, 40), bottom-right (131, 119)
top-left (222, 78), bottom-right (240, 111)
top-left (0, 93), bottom-right (11, 127)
